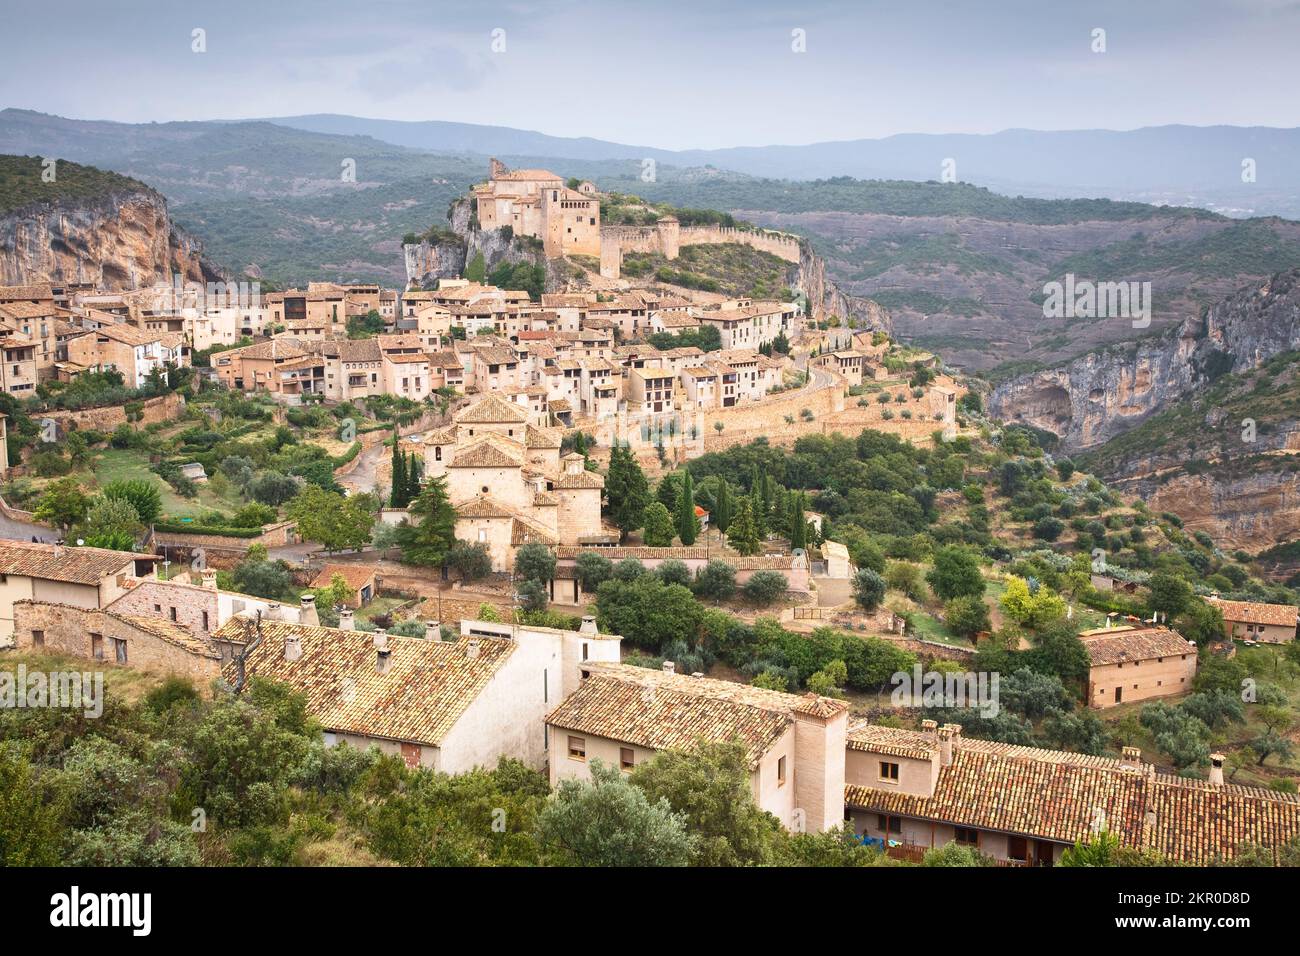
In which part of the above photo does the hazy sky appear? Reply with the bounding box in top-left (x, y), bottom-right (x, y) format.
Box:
top-left (5, 0), bottom-right (1300, 149)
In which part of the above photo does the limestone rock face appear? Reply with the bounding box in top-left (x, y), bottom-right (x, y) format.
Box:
top-left (990, 268), bottom-right (1300, 451)
top-left (990, 268), bottom-right (1300, 552)
top-left (0, 187), bottom-right (218, 289)
top-left (797, 241), bottom-right (891, 334)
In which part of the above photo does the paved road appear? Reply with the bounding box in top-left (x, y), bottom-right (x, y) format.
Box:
top-left (338, 441), bottom-right (387, 497)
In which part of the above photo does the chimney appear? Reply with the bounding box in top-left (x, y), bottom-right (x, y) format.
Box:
top-left (264, 602), bottom-right (281, 621)
top-left (937, 725), bottom-right (954, 767)
top-left (376, 647), bottom-right (392, 674)
top-left (920, 718), bottom-right (938, 744)
top-left (948, 723), bottom-right (962, 750)
top-left (201, 568), bottom-right (217, 590)
top-left (662, 660), bottom-right (675, 675)
top-left (283, 634), bottom-right (302, 662)
top-left (1209, 752), bottom-right (1225, 787)
top-left (338, 607), bottom-right (355, 631)
top-left (466, 637), bottom-right (481, 660)
top-left (1121, 745), bottom-right (1143, 770)
top-left (424, 620), bottom-right (440, 641)
top-left (299, 593), bottom-right (319, 627)
top-left (373, 629), bottom-right (388, 650)
top-left (579, 615), bottom-right (598, 635)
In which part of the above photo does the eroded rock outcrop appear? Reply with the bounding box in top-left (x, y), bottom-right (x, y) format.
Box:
top-left (0, 186), bottom-right (219, 289)
top-left (990, 268), bottom-right (1300, 450)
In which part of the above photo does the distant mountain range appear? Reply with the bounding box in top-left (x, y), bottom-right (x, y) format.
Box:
top-left (267, 113), bottom-right (1300, 218)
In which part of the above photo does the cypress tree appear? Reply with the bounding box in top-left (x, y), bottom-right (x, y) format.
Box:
top-left (791, 492), bottom-right (807, 552)
top-left (714, 479), bottom-right (732, 533)
top-left (676, 470), bottom-right (698, 546)
top-left (390, 437), bottom-right (406, 507)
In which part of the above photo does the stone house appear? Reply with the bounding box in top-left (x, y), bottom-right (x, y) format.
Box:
top-left (547, 662), bottom-right (848, 834)
top-left (1079, 624), bottom-right (1198, 708)
top-left (0, 541), bottom-right (157, 647)
top-left (11, 599), bottom-right (222, 682)
top-left (844, 721), bottom-right (1300, 865)
top-left (309, 564), bottom-right (378, 608)
top-left (215, 615), bottom-right (621, 772)
top-left (1207, 597), bottom-right (1298, 644)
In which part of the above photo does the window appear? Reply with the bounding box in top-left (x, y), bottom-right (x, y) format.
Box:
top-left (876, 814), bottom-right (902, 834)
top-left (201, 611), bottom-right (210, 631)
top-left (582, 642), bottom-right (589, 662)
top-left (620, 747), bottom-right (635, 771)
top-left (880, 761), bottom-right (900, 783)
top-left (568, 736), bottom-right (586, 761)
top-left (31, 629), bottom-right (44, 647)
top-left (169, 607), bottom-right (178, 621)
top-left (113, 638), bottom-right (128, 664)
top-left (777, 755), bottom-right (787, 786)
top-left (954, 827), bottom-right (979, 847)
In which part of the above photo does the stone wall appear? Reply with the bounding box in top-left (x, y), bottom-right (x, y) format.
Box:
top-left (703, 377), bottom-right (845, 452)
top-left (12, 600), bottom-right (222, 682)
top-left (40, 391), bottom-right (186, 437)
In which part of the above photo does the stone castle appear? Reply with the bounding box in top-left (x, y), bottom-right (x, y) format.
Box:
top-left (470, 160), bottom-right (803, 280)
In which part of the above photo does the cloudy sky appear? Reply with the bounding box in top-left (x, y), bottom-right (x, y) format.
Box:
top-left (4, 0), bottom-right (1299, 149)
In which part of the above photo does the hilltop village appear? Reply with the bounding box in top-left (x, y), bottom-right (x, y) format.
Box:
top-left (0, 161), bottom-right (1298, 869)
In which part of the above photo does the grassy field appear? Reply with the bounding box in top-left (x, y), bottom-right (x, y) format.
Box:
top-left (92, 449), bottom-right (245, 518)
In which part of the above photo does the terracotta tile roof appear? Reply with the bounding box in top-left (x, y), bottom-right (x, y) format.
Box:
top-left (86, 323), bottom-right (161, 346)
top-left (843, 721), bottom-right (1300, 863)
top-left (448, 439), bottom-right (523, 469)
top-left (525, 425), bottom-right (563, 449)
top-left (384, 352), bottom-right (432, 365)
top-left (1079, 625), bottom-right (1197, 666)
top-left (309, 564), bottom-right (378, 591)
top-left (455, 393), bottom-right (529, 425)
top-left (112, 612), bottom-right (218, 658)
top-left (511, 515), bottom-right (558, 546)
top-left (0, 283), bottom-right (53, 300)
top-left (454, 495), bottom-right (514, 518)
top-left (533, 490), bottom-right (559, 507)
top-left (216, 620), bottom-right (514, 747)
top-left (0, 541), bottom-right (141, 585)
top-left (547, 663), bottom-right (843, 766)
top-left (552, 470), bottom-right (604, 490)
top-left (1207, 598), bottom-right (1298, 628)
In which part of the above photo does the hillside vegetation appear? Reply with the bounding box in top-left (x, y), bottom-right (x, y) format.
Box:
top-left (0, 154), bottom-right (151, 214)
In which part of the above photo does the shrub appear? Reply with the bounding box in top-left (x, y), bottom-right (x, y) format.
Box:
top-left (742, 571), bottom-right (788, 606)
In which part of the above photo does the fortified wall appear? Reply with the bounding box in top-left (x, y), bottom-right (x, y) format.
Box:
top-left (598, 219), bottom-right (801, 279)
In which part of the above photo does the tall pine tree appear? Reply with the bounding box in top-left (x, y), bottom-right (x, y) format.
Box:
top-left (605, 443), bottom-right (650, 540)
top-left (396, 474), bottom-right (458, 566)
top-left (727, 498), bottom-right (761, 556)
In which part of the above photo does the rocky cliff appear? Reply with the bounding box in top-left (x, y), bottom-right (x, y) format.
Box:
top-left (992, 268), bottom-right (1300, 552)
top-left (797, 239), bottom-right (890, 333)
top-left (0, 178), bottom-right (220, 290)
top-left (990, 268), bottom-right (1300, 450)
